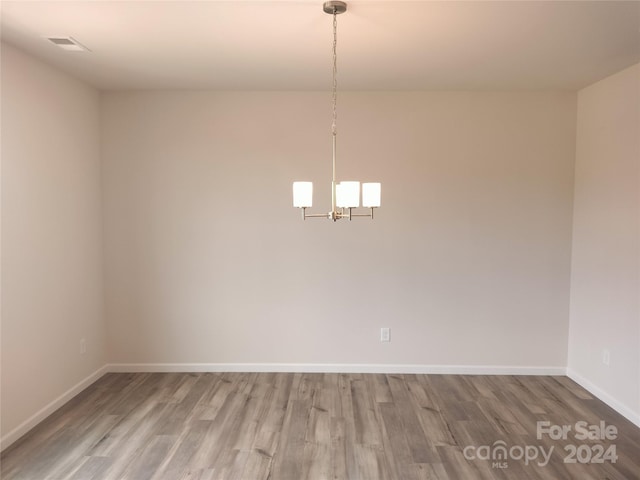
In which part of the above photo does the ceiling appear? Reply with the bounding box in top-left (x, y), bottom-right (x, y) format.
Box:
top-left (1, 1), bottom-right (639, 91)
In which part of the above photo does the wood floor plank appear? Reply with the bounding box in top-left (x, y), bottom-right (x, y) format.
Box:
top-left (377, 402), bottom-right (418, 480)
top-left (350, 375), bottom-right (383, 446)
top-left (329, 416), bottom-right (348, 480)
top-left (120, 434), bottom-right (176, 480)
top-left (269, 398), bottom-right (310, 480)
top-left (385, 375), bottom-right (441, 463)
top-left (336, 373), bottom-right (359, 480)
top-left (353, 443), bottom-right (392, 480)
top-left (2, 372), bottom-right (639, 480)
top-left (151, 419), bottom-right (212, 480)
top-left (401, 462), bottom-right (449, 480)
top-left (68, 456), bottom-right (113, 480)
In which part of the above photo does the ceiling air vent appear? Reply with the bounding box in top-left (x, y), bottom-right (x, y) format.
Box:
top-left (46, 37), bottom-right (90, 52)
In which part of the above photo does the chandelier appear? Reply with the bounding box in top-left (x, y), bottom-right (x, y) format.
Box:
top-left (293, 1), bottom-right (381, 221)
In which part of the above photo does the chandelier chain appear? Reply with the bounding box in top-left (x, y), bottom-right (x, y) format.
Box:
top-left (332, 8), bottom-right (338, 137)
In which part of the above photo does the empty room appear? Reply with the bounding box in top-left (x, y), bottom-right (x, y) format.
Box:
top-left (1, 1), bottom-right (639, 479)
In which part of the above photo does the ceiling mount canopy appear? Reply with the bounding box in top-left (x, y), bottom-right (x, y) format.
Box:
top-left (293, 1), bottom-right (381, 222)
top-left (323, 1), bottom-right (347, 15)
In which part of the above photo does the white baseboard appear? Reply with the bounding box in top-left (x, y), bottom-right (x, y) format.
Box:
top-left (107, 362), bottom-right (567, 376)
top-left (0, 365), bottom-right (109, 452)
top-left (566, 368), bottom-right (640, 428)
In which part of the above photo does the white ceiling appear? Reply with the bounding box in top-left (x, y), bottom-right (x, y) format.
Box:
top-left (1, 1), bottom-right (639, 91)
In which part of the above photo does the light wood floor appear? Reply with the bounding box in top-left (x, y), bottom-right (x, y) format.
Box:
top-left (1, 373), bottom-right (639, 479)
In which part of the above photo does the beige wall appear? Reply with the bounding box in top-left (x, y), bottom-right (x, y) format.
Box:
top-left (102, 90), bottom-right (576, 368)
top-left (1, 44), bottom-right (105, 442)
top-left (568, 63), bottom-right (640, 423)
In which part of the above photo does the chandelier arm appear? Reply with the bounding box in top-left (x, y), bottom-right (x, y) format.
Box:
top-left (351, 210), bottom-right (375, 218)
top-left (305, 213), bottom-right (332, 218)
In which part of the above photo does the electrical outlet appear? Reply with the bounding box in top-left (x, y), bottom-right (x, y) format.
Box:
top-left (602, 349), bottom-right (610, 366)
top-left (80, 338), bottom-right (87, 355)
top-left (380, 327), bottom-right (390, 342)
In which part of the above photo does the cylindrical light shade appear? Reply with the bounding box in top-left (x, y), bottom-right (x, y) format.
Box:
top-left (335, 183), bottom-right (343, 207)
top-left (362, 182), bottom-right (381, 207)
top-left (293, 181), bottom-right (313, 208)
top-left (336, 181), bottom-right (360, 208)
